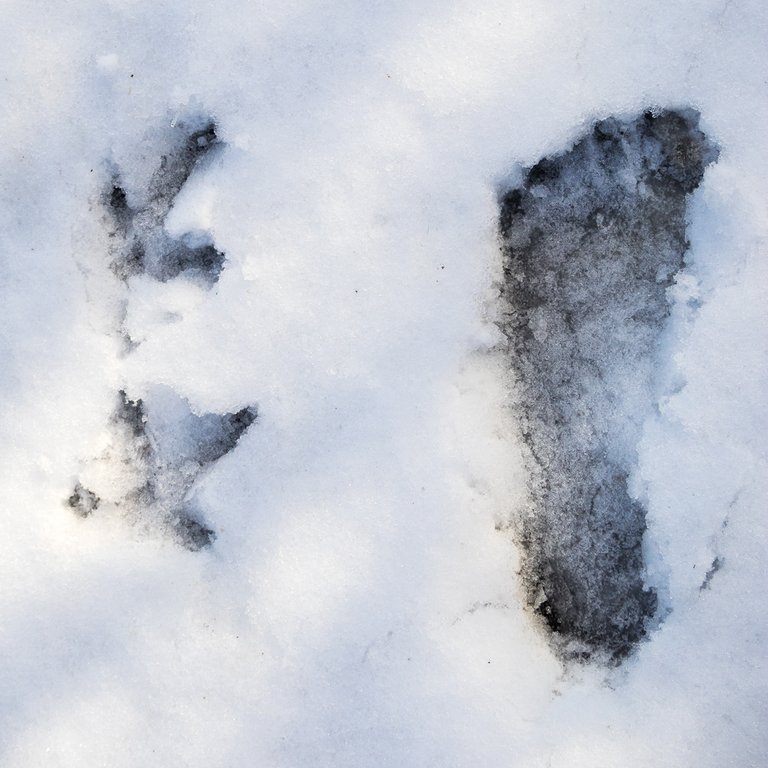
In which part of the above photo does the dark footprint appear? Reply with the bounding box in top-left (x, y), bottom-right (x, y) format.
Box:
top-left (498, 108), bottom-right (717, 662)
top-left (75, 116), bottom-right (251, 551)
top-left (107, 118), bottom-right (225, 285)
top-left (69, 388), bottom-right (257, 551)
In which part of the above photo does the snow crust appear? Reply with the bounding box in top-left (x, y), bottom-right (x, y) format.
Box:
top-left (0, 0), bottom-right (766, 765)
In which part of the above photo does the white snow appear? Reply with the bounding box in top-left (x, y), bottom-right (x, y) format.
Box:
top-left (0, 0), bottom-right (766, 765)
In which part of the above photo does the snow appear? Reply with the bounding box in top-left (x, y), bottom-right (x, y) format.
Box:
top-left (0, 0), bottom-right (767, 765)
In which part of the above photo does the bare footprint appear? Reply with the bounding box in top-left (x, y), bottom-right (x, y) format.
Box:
top-left (498, 108), bottom-right (717, 662)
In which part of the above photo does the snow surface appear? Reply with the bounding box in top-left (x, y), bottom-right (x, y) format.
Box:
top-left (0, 0), bottom-right (766, 766)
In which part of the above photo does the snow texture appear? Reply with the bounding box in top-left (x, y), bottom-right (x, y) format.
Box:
top-left (499, 109), bottom-right (717, 661)
top-left (0, 0), bottom-right (767, 766)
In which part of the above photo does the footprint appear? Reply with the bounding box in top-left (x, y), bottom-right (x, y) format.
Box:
top-left (70, 388), bottom-right (256, 550)
top-left (107, 119), bottom-right (225, 285)
top-left (498, 108), bottom-right (718, 662)
top-left (70, 117), bottom-right (255, 549)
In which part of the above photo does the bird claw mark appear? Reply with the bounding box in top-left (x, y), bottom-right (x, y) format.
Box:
top-left (107, 118), bottom-right (226, 285)
top-left (67, 482), bottom-right (100, 518)
top-left (69, 388), bottom-right (257, 550)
